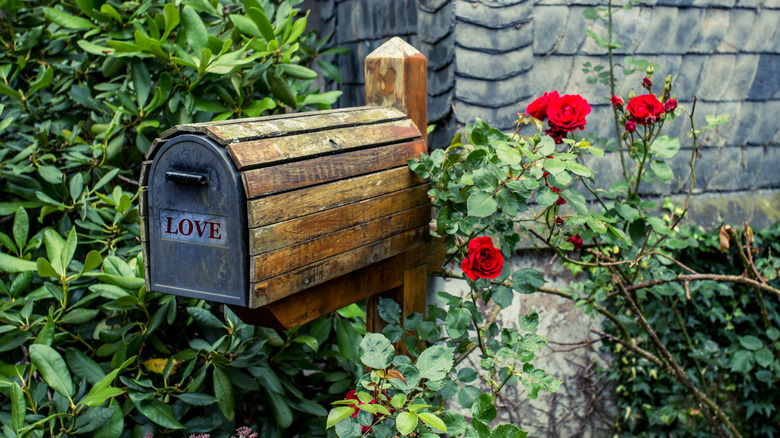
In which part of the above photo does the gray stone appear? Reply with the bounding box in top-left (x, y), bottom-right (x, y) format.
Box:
top-left (533, 6), bottom-right (568, 55)
top-left (429, 88), bottom-right (454, 121)
top-left (418, 1), bottom-right (454, 44)
top-left (722, 55), bottom-right (759, 101)
top-left (718, 8), bottom-right (756, 53)
top-left (743, 10), bottom-right (780, 53)
top-left (670, 8), bottom-right (703, 53)
top-left (428, 63), bottom-right (455, 96)
top-left (319, 0), bottom-right (335, 21)
top-left (746, 100), bottom-right (780, 145)
top-left (428, 115), bottom-right (456, 149)
top-left (418, 0), bottom-right (450, 13)
top-left (336, 0), bottom-right (417, 43)
top-left (455, 75), bottom-right (534, 106)
top-left (748, 55), bottom-right (780, 100)
top-left (557, 6), bottom-right (591, 54)
top-left (672, 55), bottom-right (706, 100)
top-left (338, 84), bottom-right (365, 107)
top-left (471, 0), bottom-right (527, 6)
top-left (422, 34), bottom-right (455, 70)
top-left (455, 45), bottom-right (533, 80)
top-left (454, 19), bottom-right (533, 53)
top-left (608, 5), bottom-right (643, 55)
top-left (635, 7), bottom-right (678, 54)
top-left (763, 0), bottom-right (780, 7)
top-left (528, 55), bottom-right (574, 97)
top-left (696, 55), bottom-right (737, 100)
top-left (453, 99), bottom-right (523, 130)
top-left (689, 8), bottom-right (729, 54)
top-left (455, 0), bottom-right (531, 29)
top-left (684, 189), bottom-right (780, 230)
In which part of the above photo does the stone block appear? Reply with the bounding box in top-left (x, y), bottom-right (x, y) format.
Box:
top-left (453, 99), bottom-right (522, 130)
top-left (722, 55), bottom-right (760, 101)
top-left (671, 55), bottom-right (706, 100)
top-left (528, 55), bottom-right (574, 97)
top-left (684, 189), bottom-right (780, 231)
top-left (421, 34), bottom-right (455, 70)
top-left (748, 55), bottom-right (780, 101)
top-left (735, 0), bottom-right (760, 6)
top-left (762, 0), bottom-right (780, 7)
top-left (418, 1), bottom-right (454, 43)
top-left (418, 0), bottom-right (450, 13)
top-left (455, 0), bottom-right (531, 29)
top-left (336, 0), bottom-right (417, 43)
top-left (429, 89), bottom-right (454, 122)
top-left (743, 10), bottom-right (779, 52)
top-left (635, 7), bottom-right (678, 54)
top-left (428, 63), bottom-right (455, 96)
top-left (455, 75), bottom-right (534, 106)
top-left (533, 6), bottom-right (567, 55)
top-left (472, 0), bottom-right (527, 6)
top-left (689, 8), bottom-right (729, 54)
top-left (455, 45), bottom-right (533, 80)
top-left (696, 55), bottom-right (737, 100)
top-left (455, 19), bottom-right (533, 53)
top-left (428, 115), bottom-right (456, 149)
top-left (718, 8), bottom-right (755, 53)
top-left (746, 100), bottom-right (780, 145)
top-left (670, 8), bottom-right (704, 53)
top-left (609, 5), bottom-right (644, 54)
top-left (557, 7), bottom-right (591, 54)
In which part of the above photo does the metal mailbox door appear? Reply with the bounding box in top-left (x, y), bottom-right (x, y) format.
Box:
top-left (146, 134), bottom-right (248, 305)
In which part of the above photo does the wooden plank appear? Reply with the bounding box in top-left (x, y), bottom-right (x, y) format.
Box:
top-left (139, 161), bottom-right (153, 186)
top-left (229, 242), bottom-right (432, 329)
top-left (242, 139), bottom-right (426, 198)
top-left (144, 139), bottom-right (166, 161)
top-left (250, 184), bottom-right (430, 254)
top-left (139, 188), bottom-right (148, 217)
top-left (227, 119), bottom-right (421, 170)
top-left (250, 205), bottom-right (431, 281)
top-left (205, 107), bottom-right (406, 144)
top-left (365, 37), bottom-right (428, 152)
top-left (249, 226), bottom-right (428, 308)
top-left (158, 106), bottom-right (382, 140)
top-left (247, 167), bottom-right (425, 228)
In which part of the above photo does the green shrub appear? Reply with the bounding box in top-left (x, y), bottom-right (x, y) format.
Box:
top-left (0, 0), bottom-right (350, 436)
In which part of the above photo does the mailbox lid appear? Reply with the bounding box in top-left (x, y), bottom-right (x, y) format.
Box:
top-left (146, 134), bottom-right (248, 305)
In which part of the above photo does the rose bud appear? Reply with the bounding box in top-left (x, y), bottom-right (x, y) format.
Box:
top-left (610, 95), bottom-right (624, 109)
top-left (642, 77), bottom-right (652, 89)
top-left (625, 120), bottom-right (636, 132)
top-left (461, 236), bottom-right (504, 280)
top-left (664, 98), bottom-right (677, 112)
top-left (555, 217), bottom-right (565, 225)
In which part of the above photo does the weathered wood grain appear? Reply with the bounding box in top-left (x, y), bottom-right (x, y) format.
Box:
top-left (250, 184), bottom-right (430, 254)
top-left (139, 161), bottom-right (153, 186)
top-left (139, 188), bottom-right (148, 217)
top-left (250, 205), bottom-right (430, 281)
top-left (227, 119), bottom-right (421, 170)
top-left (242, 139), bottom-right (426, 199)
top-left (204, 107), bottom-right (406, 144)
top-left (144, 140), bottom-right (166, 161)
top-left (230, 242), bottom-right (434, 328)
top-left (247, 167), bottom-right (425, 228)
top-left (365, 37), bottom-right (428, 152)
top-left (249, 226), bottom-right (428, 308)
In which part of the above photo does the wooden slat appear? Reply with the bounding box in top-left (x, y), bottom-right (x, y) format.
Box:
top-left (139, 188), bottom-right (148, 217)
top-left (247, 167), bottom-right (425, 228)
top-left (158, 106), bottom-right (380, 140)
top-left (227, 119), bottom-right (421, 170)
top-left (242, 139), bottom-right (426, 198)
top-left (250, 184), bottom-right (430, 254)
top-left (249, 226), bottom-right (428, 307)
top-left (204, 107), bottom-right (406, 144)
top-left (229, 242), bottom-right (434, 328)
top-left (144, 139), bottom-right (165, 161)
top-left (250, 205), bottom-right (430, 281)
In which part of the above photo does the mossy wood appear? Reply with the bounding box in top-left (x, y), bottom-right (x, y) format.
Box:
top-left (140, 37), bottom-right (435, 329)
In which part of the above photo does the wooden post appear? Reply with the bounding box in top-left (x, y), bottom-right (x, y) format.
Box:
top-left (365, 38), bottom-right (429, 334)
top-left (365, 37), bottom-right (428, 152)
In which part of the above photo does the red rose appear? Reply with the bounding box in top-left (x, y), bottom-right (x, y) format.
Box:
top-left (547, 94), bottom-right (591, 132)
top-left (345, 390), bottom-right (379, 432)
top-left (567, 234), bottom-right (583, 250)
top-left (626, 94), bottom-right (664, 125)
top-left (610, 95), bottom-right (624, 109)
top-left (664, 98), bottom-right (677, 112)
top-left (526, 91), bottom-right (559, 120)
top-left (461, 236), bottom-right (504, 280)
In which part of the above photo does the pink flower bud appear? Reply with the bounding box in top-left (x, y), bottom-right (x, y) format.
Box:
top-left (664, 98), bottom-right (678, 112)
top-left (642, 77), bottom-right (652, 89)
top-left (610, 95), bottom-right (624, 108)
top-left (625, 120), bottom-right (636, 133)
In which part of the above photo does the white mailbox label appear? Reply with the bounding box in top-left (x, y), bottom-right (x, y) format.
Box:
top-left (160, 209), bottom-right (228, 247)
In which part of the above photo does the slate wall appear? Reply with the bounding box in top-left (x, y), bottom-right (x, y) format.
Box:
top-left (315, 0), bottom-right (780, 229)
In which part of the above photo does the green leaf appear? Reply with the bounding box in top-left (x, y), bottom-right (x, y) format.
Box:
top-left (279, 63), bottom-right (318, 79)
top-left (178, 392), bottom-right (218, 406)
top-left (181, 6), bottom-right (207, 53)
top-left (535, 186), bottom-right (558, 208)
top-left (136, 399), bottom-right (185, 429)
top-left (396, 411), bottom-right (418, 436)
top-left (230, 14), bottom-right (262, 38)
top-left (28, 66), bottom-right (54, 95)
top-left (729, 350), bottom-right (754, 373)
top-left (519, 312), bottom-right (540, 331)
top-left (739, 335), bottom-right (763, 351)
top-left (30, 344), bottom-right (74, 398)
top-left (268, 71), bottom-right (297, 109)
top-left (445, 307), bottom-right (471, 339)
top-left (646, 217), bottom-right (672, 235)
top-left (512, 269), bottom-right (545, 294)
top-left (543, 158), bottom-right (566, 176)
top-left (419, 412), bottom-right (447, 433)
top-left (162, 3), bottom-right (180, 40)
top-left (8, 208), bottom-right (26, 250)
top-left (187, 307), bottom-right (224, 330)
top-left (560, 188), bottom-right (587, 214)
top-left (248, 7), bottom-right (275, 41)
top-left (132, 62), bottom-right (151, 109)
top-left (652, 136), bottom-right (680, 159)
top-left (360, 333), bottom-right (394, 369)
top-left (61, 227), bottom-right (78, 275)
top-left (496, 143), bottom-right (522, 166)
top-left (11, 382), bottom-right (25, 431)
top-left (416, 345), bottom-right (454, 381)
top-left (491, 424), bottom-right (528, 438)
top-left (377, 297), bottom-right (401, 324)
top-left (82, 250), bottom-right (103, 274)
top-left (755, 348), bottom-right (774, 368)
top-left (266, 388), bottom-right (293, 428)
top-left (391, 393), bottom-right (407, 410)
top-left (38, 165), bottom-right (63, 184)
top-left (650, 161), bottom-right (674, 179)
top-left (244, 97), bottom-right (276, 117)
top-left (213, 367), bottom-right (234, 420)
top-left (467, 191), bottom-right (498, 218)
top-left (492, 285), bottom-right (513, 309)
top-left (67, 348), bottom-right (106, 384)
top-left (565, 161), bottom-right (594, 179)
top-left (43, 7), bottom-right (97, 30)
top-left (327, 406), bottom-right (355, 429)
top-left (472, 393), bottom-right (497, 423)
top-left (292, 335), bottom-right (319, 352)
top-left (538, 135), bottom-right (555, 156)
top-left (81, 386), bottom-right (123, 408)
top-left (0, 253), bottom-right (37, 273)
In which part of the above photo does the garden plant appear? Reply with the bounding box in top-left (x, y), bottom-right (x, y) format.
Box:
top-left (1, 1), bottom-right (779, 438)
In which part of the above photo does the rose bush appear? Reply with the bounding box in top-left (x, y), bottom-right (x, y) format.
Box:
top-left (460, 236), bottom-right (504, 280)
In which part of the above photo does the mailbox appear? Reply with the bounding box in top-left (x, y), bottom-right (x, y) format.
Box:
top-left (139, 106), bottom-right (429, 309)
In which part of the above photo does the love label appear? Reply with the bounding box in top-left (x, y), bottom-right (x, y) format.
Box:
top-left (160, 209), bottom-right (228, 247)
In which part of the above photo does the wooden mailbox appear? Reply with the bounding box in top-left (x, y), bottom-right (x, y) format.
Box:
top-left (139, 38), bottom-right (439, 329)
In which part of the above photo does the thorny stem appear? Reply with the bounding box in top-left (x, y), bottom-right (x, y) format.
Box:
top-left (590, 329), bottom-right (667, 371)
top-left (727, 225), bottom-right (772, 328)
top-left (625, 273), bottom-right (780, 300)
